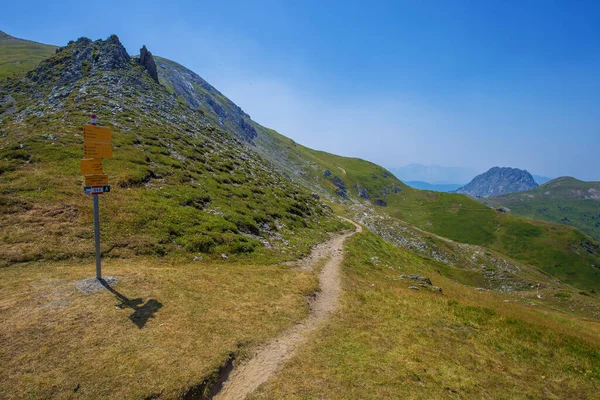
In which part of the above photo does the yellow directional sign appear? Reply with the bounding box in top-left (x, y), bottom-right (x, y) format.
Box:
top-left (80, 158), bottom-right (103, 175)
top-left (83, 125), bottom-right (112, 143)
top-left (84, 142), bottom-right (112, 159)
top-left (85, 174), bottom-right (109, 186)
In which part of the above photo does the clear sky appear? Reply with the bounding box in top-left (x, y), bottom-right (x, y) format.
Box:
top-left (2, 0), bottom-right (599, 180)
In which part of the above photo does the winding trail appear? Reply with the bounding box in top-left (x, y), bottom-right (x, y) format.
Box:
top-left (214, 218), bottom-right (361, 400)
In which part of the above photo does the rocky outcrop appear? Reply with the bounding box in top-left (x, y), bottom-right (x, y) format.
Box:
top-left (375, 199), bottom-right (387, 207)
top-left (27, 35), bottom-right (130, 89)
top-left (457, 167), bottom-right (538, 198)
top-left (397, 274), bottom-right (443, 294)
top-left (139, 45), bottom-right (159, 83)
top-left (356, 185), bottom-right (370, 199)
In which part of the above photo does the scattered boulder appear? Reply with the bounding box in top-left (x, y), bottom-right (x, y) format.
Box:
top-left (139, 45), bottom-right (159, 83)
top-left (399, 274), bottom-right (432, 285)
top-left (323, 169), bottom-right (332, 177)
top-left (375, 199), bottom-right (387, 207)
top-left (398, 274), bottom-right (443, 294)
top-left (311, 192), bottom-right (320, 200)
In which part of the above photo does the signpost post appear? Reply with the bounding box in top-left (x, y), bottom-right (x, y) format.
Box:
top-left (81, 114), bottom-right (112, 280)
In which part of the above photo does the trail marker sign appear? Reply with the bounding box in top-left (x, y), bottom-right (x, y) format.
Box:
top-left (81, 114), bottom-right (113, 280)
top-left (85, 174), bottom-right (109, 186)
top-left (83, 125), bottom-right (112, 142)
top-left (84, 185), bottom-right (111, 194)
top-left (84, 142), bottom-right (113, 159)
top-left (80, 158), bottom-right (103, 175)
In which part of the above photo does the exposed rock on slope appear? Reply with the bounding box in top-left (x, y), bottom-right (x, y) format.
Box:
top-left (154, 56), bottom-right (258, 142)
top-left (138, 45), bottom-right (159, 83)
top-left (457, 167), bottom-right (538, 197)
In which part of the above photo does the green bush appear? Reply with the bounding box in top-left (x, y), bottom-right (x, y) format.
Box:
top-left (554, 292), bottom-right (572, 299)
top-left (184, 234), bottom-right (216, 253)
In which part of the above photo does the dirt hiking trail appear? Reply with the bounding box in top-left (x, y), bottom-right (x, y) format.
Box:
top-left (214, 218), bottom-right (362, 400)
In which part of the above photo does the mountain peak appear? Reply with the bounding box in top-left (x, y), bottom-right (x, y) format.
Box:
top-left (457, 166), bottom-right (538, 197)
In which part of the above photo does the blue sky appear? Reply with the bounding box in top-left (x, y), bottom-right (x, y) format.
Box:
top-left (3, 0), bottom-right (600, 180)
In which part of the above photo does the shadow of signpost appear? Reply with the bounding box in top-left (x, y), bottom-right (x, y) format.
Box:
top-left (99, 279), bottom-right (163, 329)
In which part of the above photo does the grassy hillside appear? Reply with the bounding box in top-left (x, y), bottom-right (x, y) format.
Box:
top-left (0, 36), bottom-right (348, 268)
top-left (485, 177), bottom-right (600, 242)
top-left (255, 133), bottom-right (600, 291)
top-left (148, 53), bottom-right (600, 290)
top-left (0, 30), bottom-right (56, 80)
top-left (252, 231), bottom-right (600, 399)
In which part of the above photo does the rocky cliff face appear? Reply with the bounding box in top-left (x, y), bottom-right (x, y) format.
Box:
top-left (457, 167), bottom-right (538, 197)
top-left (154, 56), bottom-right (258, 142)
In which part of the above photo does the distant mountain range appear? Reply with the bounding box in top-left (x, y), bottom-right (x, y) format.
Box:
top-left (457, 167), bottom-right (538, 198)
top-left (388, 163), bottom-right (476, 185)
top-left (405, 181), bottom-right (462, 192)
top-left (391, 163), bottom-right (552, 190)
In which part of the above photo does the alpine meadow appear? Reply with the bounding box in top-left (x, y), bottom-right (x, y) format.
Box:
top-left (1, 4), bottom-right (600, 399)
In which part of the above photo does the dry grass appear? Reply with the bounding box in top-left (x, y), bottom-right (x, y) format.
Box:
top-left (0, 256), bottom-right (319, 399)
top-left (251, 231), bottom-right (600, 399)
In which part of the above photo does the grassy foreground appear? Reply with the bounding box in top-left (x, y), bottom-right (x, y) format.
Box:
top-left (251, 231), bottom-right (600, 399)
top-left (0, 256), bottom-right (321, 399)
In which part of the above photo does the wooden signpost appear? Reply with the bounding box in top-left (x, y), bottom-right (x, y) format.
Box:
top-left (81, 114), bottom-right (112, 279)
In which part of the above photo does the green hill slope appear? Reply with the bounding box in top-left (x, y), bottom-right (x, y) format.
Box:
top-left (0, 36), bottom-right (347, 267)
top-left (485, 177), bottom-right (600, 242)
top-left (0, 30), bottom-right (56, 80)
